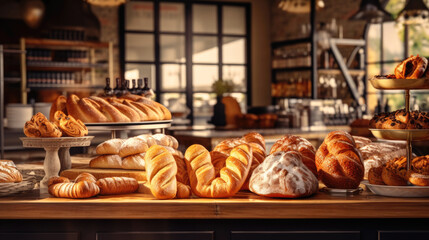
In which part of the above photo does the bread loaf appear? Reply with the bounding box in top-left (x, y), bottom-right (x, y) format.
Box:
top-left (89, 96), bottom-right (131, 122)
top-left (0, 161), bottom-right (23, 183)
top-left (119, 136), bottom-right (151, 158)
top-left (48, 176), bottom-right (100, 199)
top-left (184, 144), bottom-right (252, 198)
top-left (66, 94), bottom-right (108, 123)
top-left (122, 153), bottom-right (146, 170)
top-left (96, 177), bottom-right (138, 195)
top-left (152, 134), bottom-right (179, 149)
top-left (74, 172), bottom-right (97, 183)
top-left (315, 131), bottom-right (364, 189)
top-left (89, 155), bottom-right (122, 169)
top-left (270, 135), bottom-right (317, 177)
top-left (249, 151), bottom-right (318, 198)
top-left (145, 145), bottom-right (178, 199)
top-left (96, 139), bottom-right (125, 155)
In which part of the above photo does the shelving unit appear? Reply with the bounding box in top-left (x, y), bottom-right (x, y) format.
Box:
top-left (20, 38), bottom-right (114, 104)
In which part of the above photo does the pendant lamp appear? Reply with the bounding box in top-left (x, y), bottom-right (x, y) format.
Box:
top-left (397, 0), bottom-right (429, 25)
top-left (349, 0), bottom-right (393, 23)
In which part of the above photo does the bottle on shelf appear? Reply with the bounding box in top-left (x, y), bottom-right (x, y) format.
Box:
top-left (114, 78), bottom-right (122, 97)
top-left (104, 78), bottom-right (114, 96)
top-left (121, 79), bottom-right (129, 96)
top-left (137, 78), bottom-right (143, 95)
top-left (130, 79), bottom-right (137, 94)
top-left (142, 77), bottom-right (154, 99)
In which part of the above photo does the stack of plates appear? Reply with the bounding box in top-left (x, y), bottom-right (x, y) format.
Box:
top-left (6, 104), bottom-right (33, 129)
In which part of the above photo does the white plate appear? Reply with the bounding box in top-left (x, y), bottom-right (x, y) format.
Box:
top-left (363, 180), bottom-right (429, 198)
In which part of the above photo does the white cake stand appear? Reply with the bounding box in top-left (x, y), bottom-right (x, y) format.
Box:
top-left (20, 136), bottom-right (93, 188)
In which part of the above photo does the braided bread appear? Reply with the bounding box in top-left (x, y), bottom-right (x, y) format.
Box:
top-left (249, 151), bottom-right (318, 198)
top-left (96, 177), bottom-right (138, 195)
top-left (315, 131), bottom-right (364, 189)
top-left (269, 135), bottom-right (317, 177)
top-left (184, 144), bottom-right (252, 198)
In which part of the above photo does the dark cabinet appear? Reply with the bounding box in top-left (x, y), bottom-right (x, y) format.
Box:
top-left (231, 231), bottom-right (360, 240)
top-left (0, 232), bottom-right (79, 240)
top-left (379, 231), bottom-right (429, 240)
top-left (97, 231), bottom-right (214, 240)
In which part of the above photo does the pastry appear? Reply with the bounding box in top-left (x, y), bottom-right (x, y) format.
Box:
top-left (49, 95), bottom-right (67, 121)
top-left (369, 109), bottom-right (429, 130)
top-left (89, 155), bottom-right (122, 169)
top-left (394, 55), bottom-right (428, 79)
top-left (0, 161), bottom-right (22, 183)
top-left (381, 157), bottom-right (408, 186)
top-left (24, 112), bottom-right (62, 138)
top-left (249, 151), bottom-right (318, 198)
top-left (96, 177), bottom-right (138, 195)
top-left (48, 176), bottom-right (100, 199)
top-left (269, 135), bottom-right (317, 177)
top-left (315, 131), bottom-right (364, 189)
top-left (96, 139), bottom-right (125, 155)
top-left (23, 121), bottom-right (42, 137)
top-left (184, 144), bottom-right (252, 198)
top-left (408, 155), bottom-right (429, 186)
top-left (54, 111), bottom-right (88, 137)
top-left (368, 166), bottom-right (385, 185)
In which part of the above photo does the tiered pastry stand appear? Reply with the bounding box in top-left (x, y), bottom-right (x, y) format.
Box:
top-left (365, 77), bottom-right (429, 197)
top-left (20, 136), bottom-right (93, 189)
top-left (85, 120), bottom-right (172, 138)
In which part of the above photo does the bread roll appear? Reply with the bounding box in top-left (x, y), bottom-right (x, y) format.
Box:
top-left (315, 131), bottom-right (364, 189)
top-left (122, 153), bottom-right (146, 170)
top-left (96, 139), bottom-right (125, 155)
top-left (184, 144), bottom-right (252, 198)
top-left (89, 155), bottom-right (122, 169)
top-left (96, 177), bottom-right (138, 195)
top-left (145, 145), bottom-right (178, 199)
top-left (48, 176), bottom-right (100, 199)
top-left (74, 172), bottom-right (97, 183)
top-left (249, 151), bottom-right (318, 198)
top-left (270, 135), bottom-right (317, 177)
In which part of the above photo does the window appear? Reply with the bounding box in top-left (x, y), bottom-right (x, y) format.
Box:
top-left (366, 0), bottom-right (429, 113)
top-left (122, 1), bottom-right (250, 125)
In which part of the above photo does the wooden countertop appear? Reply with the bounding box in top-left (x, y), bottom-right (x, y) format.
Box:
top-left (1, 186), bottom-right (429, 220)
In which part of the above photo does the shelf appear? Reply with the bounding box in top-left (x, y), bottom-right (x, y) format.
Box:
top-left (271, 37), bottom-right (311, 48)
top-left (4, 77), bottom-right (21, 83)
top-left (27, 84), bottom-right (104, 90)
top-left (27, 61), bottom-right (108, 71)
top-left (24, 38), bottom-right (109, 49)
top-left (272, 66), bottom-right (312, 72)
top-left (318, 68), bottom-right (365, 76)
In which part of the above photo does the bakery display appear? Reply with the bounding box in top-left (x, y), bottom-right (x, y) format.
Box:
top-left (24, 112), bottom-right (88, 138)
top-left (315, 131), bottom-right (364, 189)
top-left (0, 160), bottom-right (23, 183)
top-left (212, 132), bottom-right (266, 190)
top-left (269, 135), bottom-right (317, 177)
top-left (369, 109), bottom-right (429, 130)
top-left (249, 151), bottom-right (318, 198)
top-left (52, 93), bottom-right (172, 123)
top-left (184, 144), bottom-right (252, 198)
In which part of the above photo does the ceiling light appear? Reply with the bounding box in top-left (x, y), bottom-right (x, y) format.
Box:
top-left (397, 0), bottom-right (429, 25)
top-left (349, 0), bottom-right (393, 23)
top-left (278, 0), bottom-right (325, 13)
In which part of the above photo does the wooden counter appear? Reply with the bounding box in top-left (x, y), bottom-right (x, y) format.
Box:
top-left (1, 186), bottom-right (429, 220)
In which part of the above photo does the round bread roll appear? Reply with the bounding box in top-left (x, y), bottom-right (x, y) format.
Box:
top-left (315, 131), bottom-right (364, 189)
top-left (249, 151), bottom-right (318, 198)
top-left (269, 135), bottom-right (317, 177)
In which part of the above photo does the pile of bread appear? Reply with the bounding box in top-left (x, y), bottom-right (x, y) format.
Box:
top-left (50, 93), bottom-right (171, 123)
top-left (23, 111), bottom-right (88, 138)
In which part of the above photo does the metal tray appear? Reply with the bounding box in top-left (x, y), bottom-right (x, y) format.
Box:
top-left (363, 180), bottom-right (429, 198)
top-left (85, 120), bottom-right (172, 131)
top-left (369, 76), bottom-right (429, 90)
top-left (370, 129), bottom-right (429, 141)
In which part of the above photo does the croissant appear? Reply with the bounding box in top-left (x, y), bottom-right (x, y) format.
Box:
top-left (96, 177), bottom-right (138, 195)
top-left (315, 131), bottom-right (364, 189)
top-left (48, 176), bottom-right (100, 199)
top-left (184, 144), bottom-right (252, 198)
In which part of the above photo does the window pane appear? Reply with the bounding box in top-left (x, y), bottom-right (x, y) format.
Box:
top-left (383, 22), bottom-right (404, 62)
top-left (367, 23), bottom-right (381, 63)
top-left (193, 65), bottom-right (218, 91)
top-left (160, 35), bottom-right (185, 63)
top-left (383, 62), bottom-right (400, 75)
top-left (409, 24), bottom-right (429, 57)
top-left (223, 37), bottom-right (245, 64)
top-left (223, 6), bottom-right (246, 35)
top-left (193, 4), bottom-right (217, 34)
top-left (161, 64), bottom-right (186, 91)
top-left (223, 65), bottom-right (246, 92)
top-left (193, 36), bottom-right (218, 63)
top-left (125, 2), bottom-right (154, 31)
top-left (193, 93), bottom-right (216, 125)
top-left (160, 2), bottom-right (185, 32)
top-left (126, 33), bottom-right (154, 61)
top-left (160, 93), bottom-right (189, 119)
top-left (125, 64), bottom-right (156, 90)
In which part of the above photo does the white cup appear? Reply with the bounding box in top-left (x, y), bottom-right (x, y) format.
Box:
top-left (6, 104), bottom-right (33, 129)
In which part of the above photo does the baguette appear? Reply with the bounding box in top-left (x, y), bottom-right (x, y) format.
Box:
top-left (89, 96), bottom-right (131, 122)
